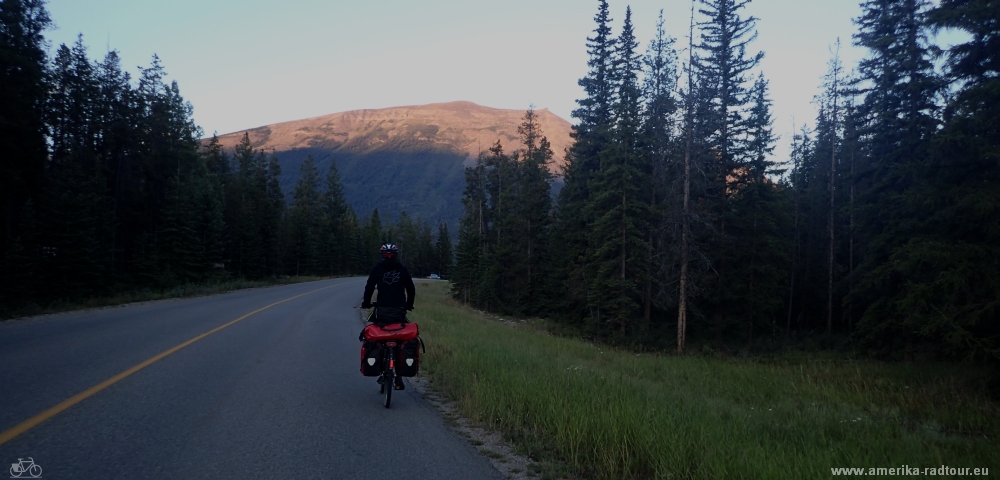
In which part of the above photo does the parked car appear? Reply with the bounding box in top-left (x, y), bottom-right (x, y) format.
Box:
top-left (429, 273), bottom-right (440, 279)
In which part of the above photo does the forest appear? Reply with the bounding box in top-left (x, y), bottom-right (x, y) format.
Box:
top-left (1, 0), bottom-right (996, 363)
top-left (450, 0), bottom-right (999, 362)
top-left (0, 0), bottom-right (453, 317)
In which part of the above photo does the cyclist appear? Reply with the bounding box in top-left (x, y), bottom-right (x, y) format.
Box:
top-left (361, 243), bottom-right (415, 390)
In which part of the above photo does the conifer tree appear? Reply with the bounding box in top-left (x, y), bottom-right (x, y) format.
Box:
top-left (722, 74), bottom-right (790, 343)
top-left (435, 222), bottom-right (453, 279)
top-left (481, 142), bottom-right (519, 312)
top-left (0, 0), bottom-right (50, 270)
top-left (516, 107), bottom-right (555, 314)
top-left (851, 0), bottom-right (942, 350)
top-left (693, 0), bottom-right (766, 335)
top-left (641, 10), bottom-right (679, 330)
top-left (585, 6), bottom-right (650, 337)
top-left (364, 209), bottom-right (384, 267)
top-left (321, 158), bottom-right (349, 276)
top-left (452, 159), bottom-right (488, 306)
top-left (888, 0), bottom-right (1000, 360)
top-left (552, 0), bottom-right (616, 324)
top-left (287, 155), bottom-right (322, 276)
top-left (262, 152), bottom-right (285, 276)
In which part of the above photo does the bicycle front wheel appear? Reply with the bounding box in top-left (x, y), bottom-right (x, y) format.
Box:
top-left (28, 465), bottom-right (41, 477)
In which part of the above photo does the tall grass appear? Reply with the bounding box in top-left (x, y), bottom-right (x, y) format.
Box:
top-left (1, 276), bottom-right (328, 320)
top-left (409, 282), bottom-right (998, 479)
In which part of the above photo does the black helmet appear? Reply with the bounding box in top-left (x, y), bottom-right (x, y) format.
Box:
top-left (380, 243), bottom-right (398, 259)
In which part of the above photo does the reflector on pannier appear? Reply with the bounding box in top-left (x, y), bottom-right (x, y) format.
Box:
top-left (360, 341), bottom-right (383, 376)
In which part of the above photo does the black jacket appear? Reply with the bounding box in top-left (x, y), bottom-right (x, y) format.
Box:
top-left (363, 258), bottom-right (415, 309)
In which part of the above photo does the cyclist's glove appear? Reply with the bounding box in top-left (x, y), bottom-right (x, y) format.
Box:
top-left (361, 301), bottom-right (372, 309)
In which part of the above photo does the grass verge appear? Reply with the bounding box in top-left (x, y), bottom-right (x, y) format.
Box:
top-left (408, 281), bottom-right (998, 480)
top-left (1, 276), bottom-right (329, 321)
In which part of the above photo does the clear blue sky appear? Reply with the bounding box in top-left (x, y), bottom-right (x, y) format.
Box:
top-left (43, 0), bottom-right (955, 161)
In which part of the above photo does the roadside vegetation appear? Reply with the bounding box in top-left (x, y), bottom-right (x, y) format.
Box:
top-left (0, 276), bottom-right (326, 321)
top-left (411, 282), bottom-right (998, 480)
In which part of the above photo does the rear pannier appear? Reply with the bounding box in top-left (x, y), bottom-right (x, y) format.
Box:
top-left (360, 341), bottom-right (384, 376)
top-left (395, 337), bottom-right (423, 377)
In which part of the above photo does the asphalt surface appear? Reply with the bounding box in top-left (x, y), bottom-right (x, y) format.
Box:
top-left (0, 278), bottom-right (503, 479)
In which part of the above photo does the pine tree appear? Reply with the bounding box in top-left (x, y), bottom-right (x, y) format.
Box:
top-left (693, 0), bottom-right (766, 336)
top-left (93, 49), bottom-right (138, 281)
top-left (851, 0), bottom-right (942, 352)
top-left (516, 107), bottom-right (555, 314)
top-left (886, 0), bottom-right (1000, 360)
top-left (435, 222), bottom-right (453, 279)
top-left (551, 0), bottom-right (616, 324)
top-left (364, 209), bottom-right (385, 267)
top-left (262, 151), bottom-right (285, 276)
top-left (287, 155), bottom-right (322, 276)
top-left (321, 158), bottom-right (349, 276)
top-left (452, 159), bottom-right (488, 306)
top-left (585, 6), bottom-right (650, 337)
top-left (415, 219), bottom-right (436, 277)
top-left (0, 0), bottom-right (50, 270)
top-left (641, 10), bottom-right (679, 331)
top-left (481, 142), bottom-right (520, 312)
top-left (676, 1), bottom-right (699, 353)
top-left (722, 74), bottom-right (790, 344)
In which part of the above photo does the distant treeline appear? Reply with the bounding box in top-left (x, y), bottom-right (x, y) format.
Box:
top-left (0, 0), bottom-right (453, 314)
top-left (451, 0), bottom-right (999, 362)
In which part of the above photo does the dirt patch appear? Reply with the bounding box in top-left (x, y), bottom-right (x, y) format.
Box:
top-left (408, 376), bottom-right (541, 480)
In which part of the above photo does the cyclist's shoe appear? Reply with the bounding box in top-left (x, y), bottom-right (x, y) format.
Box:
top-left (394, 379), bottom-right (405, 390)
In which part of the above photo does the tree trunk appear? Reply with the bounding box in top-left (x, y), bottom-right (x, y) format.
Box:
top-left (678, 1), bottom-right (695, 355)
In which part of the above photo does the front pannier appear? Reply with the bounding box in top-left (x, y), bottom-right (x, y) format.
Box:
top-left (396, 337), bottom-right (422, 377)
top-left (360, 341), bottom-right (383, 376)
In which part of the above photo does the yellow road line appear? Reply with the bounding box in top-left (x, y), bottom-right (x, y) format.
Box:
top-left (0, 281), bottom-right (351, 446)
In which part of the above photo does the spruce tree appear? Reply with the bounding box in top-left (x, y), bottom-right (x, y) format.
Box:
top-left (435, 222), bottom-right (453, 279)
top-left (287, 155), bottom-right (323, 276)
top-left (0, 0), bottom-right (50, 267)
top-left (851, 0), bottom-right (942, 351)
top-left (641, 10), bottom-right (679, 331)
top-left (693, 0), bottom-right (766, 335)
top-left (321, 158), bottom-right (349, 276)
top-left (452, 159), bottom-right (488, 306)
top-left (516, 107), bottom-right (555, 314)
top-left (585, 6), bottom-right (650, 337)
top-left (889, 0), bottom-right (1000, 360)
top-left (722, 74), bottom-right (790, 344)
top-left (551, 0), bottom-right (616, 324)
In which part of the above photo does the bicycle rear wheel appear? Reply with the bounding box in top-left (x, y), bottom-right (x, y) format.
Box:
top-left (383, 365), bottom-right (394, 408)
top-left (383, 370), bottom-right (394, 408)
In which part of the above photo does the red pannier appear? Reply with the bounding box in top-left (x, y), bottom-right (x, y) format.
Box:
top-left (363, 322), bottom-right (419, 342)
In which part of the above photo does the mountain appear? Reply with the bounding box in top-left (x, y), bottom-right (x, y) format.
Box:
top-left (208, 101), bottom-right (573, 228)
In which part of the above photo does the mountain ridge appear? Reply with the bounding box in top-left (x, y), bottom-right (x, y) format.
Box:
top-left (210, 101), bottom-right (573, 169)
top-left (206, 101), bottom-right (573, 228)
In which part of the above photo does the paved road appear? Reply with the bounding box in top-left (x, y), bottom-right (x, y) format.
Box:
top-left (0, 278), bottom-right (502, 479)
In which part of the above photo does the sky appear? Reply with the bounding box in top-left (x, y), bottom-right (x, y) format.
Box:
top-left (42, 0), bottom-right (953, 162)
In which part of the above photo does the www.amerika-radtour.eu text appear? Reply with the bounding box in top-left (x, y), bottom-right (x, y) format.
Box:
top-left (831, 466), bottom-right (988, 476)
